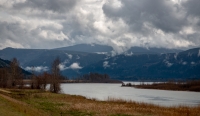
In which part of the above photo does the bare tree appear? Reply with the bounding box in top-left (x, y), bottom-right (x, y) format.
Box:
top-left (30, 66), bottom-right (41, 89)
top-left (0, 68), bottom-right (8, 88)
top-left (10, 58), bottom-right (24, 88)
top-left (50, 57), bottom-right (61, 93)
top-left (30, 66), bottom-right (45, 89)
top-left (40, 72), bottom-right (50, 90)
top-left (30, 66), bottom-right (35, 89)
top-left (31, 75), bottom-right (42, 89)
top-left (30, 66), bottom-right (50, 90)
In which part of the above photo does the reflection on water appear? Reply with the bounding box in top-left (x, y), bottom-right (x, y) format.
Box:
top-left (61, 83), bottom-right (200, 107)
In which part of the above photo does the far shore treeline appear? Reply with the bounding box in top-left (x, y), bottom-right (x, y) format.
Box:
top-left (0, 57), bottom-right (62, 93)
top-left (0, 57), bottom-right (199, 93)
top-left (122, 80), bottom-right (200, 92)
top-left (0, 57), bottom-right (120, 93)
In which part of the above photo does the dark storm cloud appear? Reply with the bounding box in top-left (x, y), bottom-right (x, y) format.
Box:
top-left (0, 0), bottom-right (200, 53)
top-left (103, 0), bottom-right (186, 33)
top-left (182, 0), bottom-right (200, 30)
top-left (0, 21), bottom-right (25, 42)
top-left (13, 0), bottom-right (77, 13)
top-left (0, 21), bottom-right (28, 48)
top-left (183, 0), bottom-right (200, 17)
top-left (0, 0), bottom-right (76, 49)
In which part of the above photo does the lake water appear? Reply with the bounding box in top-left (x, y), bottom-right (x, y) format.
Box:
top-left (61, 83), bottom-right (200, 107)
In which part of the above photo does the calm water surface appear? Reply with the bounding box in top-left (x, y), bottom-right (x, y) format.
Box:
top-left (61, 83), bottom-right (200, 107)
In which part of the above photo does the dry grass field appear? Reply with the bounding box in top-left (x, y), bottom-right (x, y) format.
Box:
top-left (0, 89), bottom-right (200, 116)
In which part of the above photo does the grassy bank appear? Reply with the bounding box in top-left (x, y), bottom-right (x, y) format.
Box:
top-left (122, 80), bottom-right (200, 92)
top-left (0, 89), bottom-right (200, 116)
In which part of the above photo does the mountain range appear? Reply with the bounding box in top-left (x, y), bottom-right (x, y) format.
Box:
top-left (0, 58), bottom-right (31, 76)
top-left (0, 44), bottom-right (199, 81)
top-left (54, 44), bottom-right (113, 54)
top-left (81, 48), bottom-right (200, 81)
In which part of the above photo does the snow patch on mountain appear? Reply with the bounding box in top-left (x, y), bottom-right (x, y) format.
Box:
top-left (188, 52), bottom-right (193, 57)
top-left (165, 61), bottom-right (173, 67)
top-left (65, 53), bottom-right (73, 59)
top-left (198, 49), bottom-right (200, 57)
top-left (191, 62), bottom-right (195, 65)
top-left (182, 61), bottom-right (187, 65)
top-left (174, 53), bottom-right (178, 60)
top-left (104, 56), bottom-right (111, 60)
top-left (95, 52), bottom-right (108, 55)
top-left (103, 61), bottom-right (110, 68)
top-left (111, 63), bottom-right (117, 65)
top-left (124, 52), bottom-right (133, 56)
top-left (76, 55), bottom-right (80, 59)
top-left (164, 54), bottom-right (170, 60)
top-left (63, 59), bottom-right (69, 64)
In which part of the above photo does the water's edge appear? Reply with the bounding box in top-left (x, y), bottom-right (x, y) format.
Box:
top-left (61, 83), bottom-right (200, 107)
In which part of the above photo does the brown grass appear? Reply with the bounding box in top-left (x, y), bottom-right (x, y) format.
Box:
top-left (0, 89), bottom-right (200, 116)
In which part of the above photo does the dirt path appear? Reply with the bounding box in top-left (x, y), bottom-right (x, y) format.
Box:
top-left (0, 90), bottom-right (47, 116)
top-left (0, 93), bottom-right (26, 106)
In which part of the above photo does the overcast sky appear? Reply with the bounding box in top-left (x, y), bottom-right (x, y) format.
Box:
top-left (0, 0), bottom-right (200, 53)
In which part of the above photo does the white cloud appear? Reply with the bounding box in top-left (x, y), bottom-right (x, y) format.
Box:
top-left (69, 63), bottom-right (82, 69)
top-left (58, 64), bottom-right (67, 71)
top-left (0, 0), bottom-right (26, 8)
top-left (58, 60), bottom-right (70, 71)
top-left (39, 30), bottom-right (68, 41)
top-left (10, 16), bottom-right (64, 31)
top-left (25, 66), bottom-right (49, 72)
top-left (0, 39), bottom-right (24, 49)
top-left (59, 62), bottom-right (82, 70)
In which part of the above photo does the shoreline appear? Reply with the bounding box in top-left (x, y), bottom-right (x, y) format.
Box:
top-left (0, 88), bottom-right (200, 116)
top-left (23, 79), bottom-right (122, 84)
top-left (122, 80), bottom-right (200, 92)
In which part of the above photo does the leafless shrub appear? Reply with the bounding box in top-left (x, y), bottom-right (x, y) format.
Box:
top-left (9, 58), bottom-right (24, 88)
top-left (49, 57), bottom-right (61, 93)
